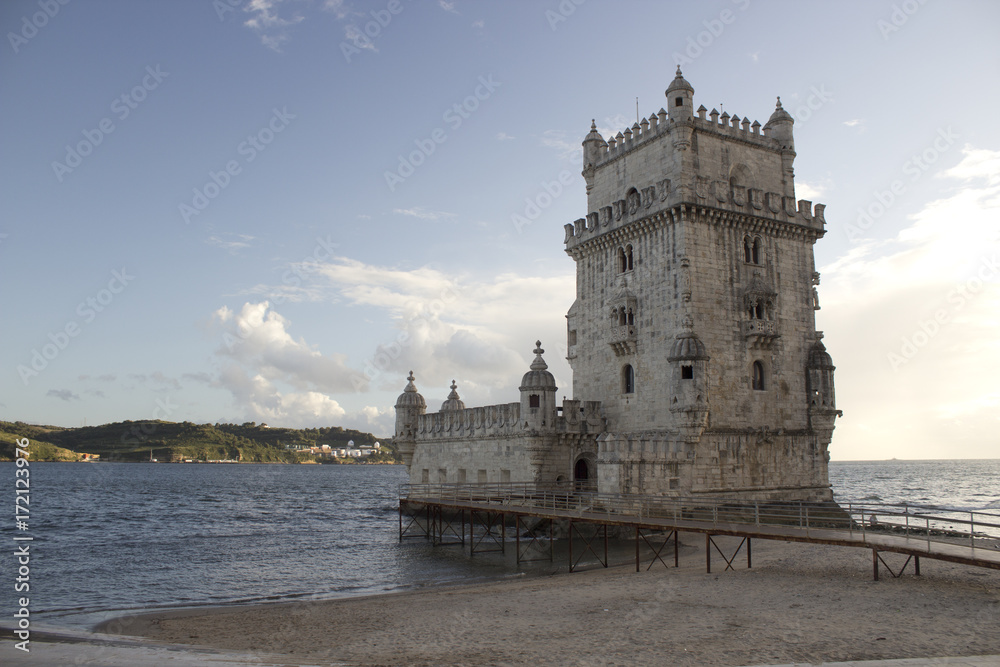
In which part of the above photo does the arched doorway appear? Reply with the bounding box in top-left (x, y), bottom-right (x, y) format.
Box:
top-left (574, 456), bottom-right (596, 492)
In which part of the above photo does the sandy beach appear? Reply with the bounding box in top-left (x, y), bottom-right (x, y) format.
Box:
top-left (97, 536), bottom-right (1000, 666)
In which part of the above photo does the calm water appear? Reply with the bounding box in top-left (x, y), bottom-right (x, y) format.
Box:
top-left (2, 459), bottom-right (998, 630)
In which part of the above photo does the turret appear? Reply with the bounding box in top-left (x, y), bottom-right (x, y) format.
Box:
top-left (764, 97), bottom-right (796, 196)
top-left (763, 96), bottom-right (794, 149)
top-left (582, 120), bottom-right (607, 194)
top-left (440, 380), bottom-right (465, 411)
top-left (806, 333), bottom-right (839, 430)
top-left (519, 341), bottom-right (558, 432)
top-left (665, 66), bottom-right (694, 122)
top-left (394, 371), bottom-right (426, 468)
top-left (668, 318), bottom-right (710, 442)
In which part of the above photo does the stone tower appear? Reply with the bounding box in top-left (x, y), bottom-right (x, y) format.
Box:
top-left (564, 67), bottom-right (840, 501)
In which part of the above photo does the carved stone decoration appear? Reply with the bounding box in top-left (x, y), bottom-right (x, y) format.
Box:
top-left (641, 186), bottom-right (655, 209)
top-left (563, 223), bottom-right (575, 243)
top-left (765, 191), bottom-right (782, 213)
top-left (587, 212), bottom-right (599, 230)
top-left (627, 189), bottom-right (640, 215)
top-left (601, 205), bottom-right (612, 226)
top-left (783, 196), bottom-right (797, 216)
top-left (731, 184), bottom-right (747, 207)
top-left (657, 178), bottom-right (671, 201)
top-left (695, 176), bottom-right (710, 200)
top-left (679, 257), bottom-right (692, 303)
top-left (712, 180), bottom-right (729, 203)
top-left (748, 188), bottom-right (764, 210)
top-left (613, 199), bottom-right (624, 221)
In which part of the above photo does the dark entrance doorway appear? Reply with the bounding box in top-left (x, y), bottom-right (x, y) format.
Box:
top-left (574, 457), bottom-right (595, 492)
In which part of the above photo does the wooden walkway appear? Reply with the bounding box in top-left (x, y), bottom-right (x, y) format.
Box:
top-left (399, 483), bottom-right (1000, 579)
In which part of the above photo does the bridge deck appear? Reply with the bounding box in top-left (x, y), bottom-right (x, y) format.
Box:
top-left (399, 483), bottom-right (1000, 578)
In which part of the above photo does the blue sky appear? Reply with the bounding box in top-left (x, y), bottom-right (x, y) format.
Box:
top-left (2, 0), bottom-right (998, 460)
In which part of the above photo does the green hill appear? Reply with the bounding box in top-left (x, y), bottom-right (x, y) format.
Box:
top-left (0, 420), bottom-right (398, 463)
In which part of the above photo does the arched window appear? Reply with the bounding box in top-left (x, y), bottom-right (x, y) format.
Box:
top-left (748, 300), bottom-right (764, 320)
top-left (529, 394), bottom-right (540, 408)
top-left (622, 364), bottom-right (635, 394)
top-left (625, 244), bottom-right (634, 271)
top-left (618, 247), bottom-right (627, 273)
top-left (752, 237), bottom-right (761, 264)
top-left (626, 308), bottom-right (634, 325)
top-left (618, 308), bottom-right (627, 325)
top-left (752, 361), bottom-right (765, 391)
top-left (743, 236), bottom-right (752, 263)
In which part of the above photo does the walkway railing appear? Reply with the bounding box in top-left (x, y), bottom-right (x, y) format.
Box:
top-left (400, 482), bottom-right (1000, 549)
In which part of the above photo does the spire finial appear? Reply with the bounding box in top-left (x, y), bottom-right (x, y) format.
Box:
top-left (675, 65), bottom-right (682, 77)
top-left (776, 96), bottom-right (783, 109)
top-left (530, 341), bottom-right (548, 371)
top-left (591, 119), bottom-right (596, 130)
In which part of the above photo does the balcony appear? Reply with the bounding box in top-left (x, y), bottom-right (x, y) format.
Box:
top-left (609, 325), bottom-right (637, 356)
top-left (743, 319), bottom-right (779, 348)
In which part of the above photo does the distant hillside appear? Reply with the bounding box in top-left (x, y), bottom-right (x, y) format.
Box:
top-left (0, 420), bottom-right (398, 463)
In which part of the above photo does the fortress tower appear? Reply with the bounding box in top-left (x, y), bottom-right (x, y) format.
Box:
top-left (397, 68), bottom-right (840, 502)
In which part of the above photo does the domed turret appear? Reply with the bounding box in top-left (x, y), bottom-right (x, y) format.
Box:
top-left (666, 66), bottom-right (694, 122)
top-left (440, 380), bottom-right (465, 411)
top-left (395, 371), bottom-right (426, 410)
top-left (668, 330), bottom-right (709, 361)
top-left (582, 119), bottom-right (607, 170)
top-left (394, 371), bottom-right (427, 469)
top-left (764, 96), bottom-right (794, 150)
top-left (520, 341), bottom-right (557, 391)
top-left (520, 341), bottom-right (557, 432)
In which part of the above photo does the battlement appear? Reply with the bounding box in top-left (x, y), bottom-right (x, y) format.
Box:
top-left (593, 105), bottom-right (774, 168)
top-left (564, 198), bottom-right (827, 252)
top-left (414, 398), bottom-right (605, 442)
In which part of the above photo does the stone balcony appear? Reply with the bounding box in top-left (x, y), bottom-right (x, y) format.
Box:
top-left (609, 324), bottom-right (637, 356)
top-left (743, 319), bottom-right (779, 348)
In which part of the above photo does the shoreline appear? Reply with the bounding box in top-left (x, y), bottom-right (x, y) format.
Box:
top-left (101, 538), bottom-right (1000, 667)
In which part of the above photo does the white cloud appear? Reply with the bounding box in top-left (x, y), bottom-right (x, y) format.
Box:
top-left (819, 145), bottom-right (1000, 459)
top-left (539, 130), bottom-right (581, 163)
top-left (438, 0), bottom-right (458, 13)
top-left (843, 118), bottom-right (864, 128)
top-left (47, 389), bottom-right (80, 402)
top-left (496, 132), bottom-right (515, 142)
top-left (316, 258), bottom-right (574, 397)
top-left (472, 19), bottom-right (484, 29)
top-left (795, 181), bottom-right (826, 201)
top-left (392, 207), bottom-right (455, 221)
top-left (206, 233), bottom-right (255, 253)
top-left (242, 0), bottom-right (305, 52)
top-left (213, 301), bottom-right (363, 394)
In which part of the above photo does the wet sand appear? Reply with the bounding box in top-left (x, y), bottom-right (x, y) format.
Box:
top-left (105, 538), bottom-right (1000, 666)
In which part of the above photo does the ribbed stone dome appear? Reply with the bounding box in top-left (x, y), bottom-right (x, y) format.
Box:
top-left (666, 65), bottom-right (694, 94)
top-left (519, 341), bottom-right (557, 390)
top-left (394, 371), bottom-right (426, 409)
top-left (807, 341), bottom-right (835, 369)
top-left (440, 380), bottom-right (465, 411)
top-left (668, 331), bottom-right (709, 361)
top-left (766, 97), bottom-right (794, 125)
